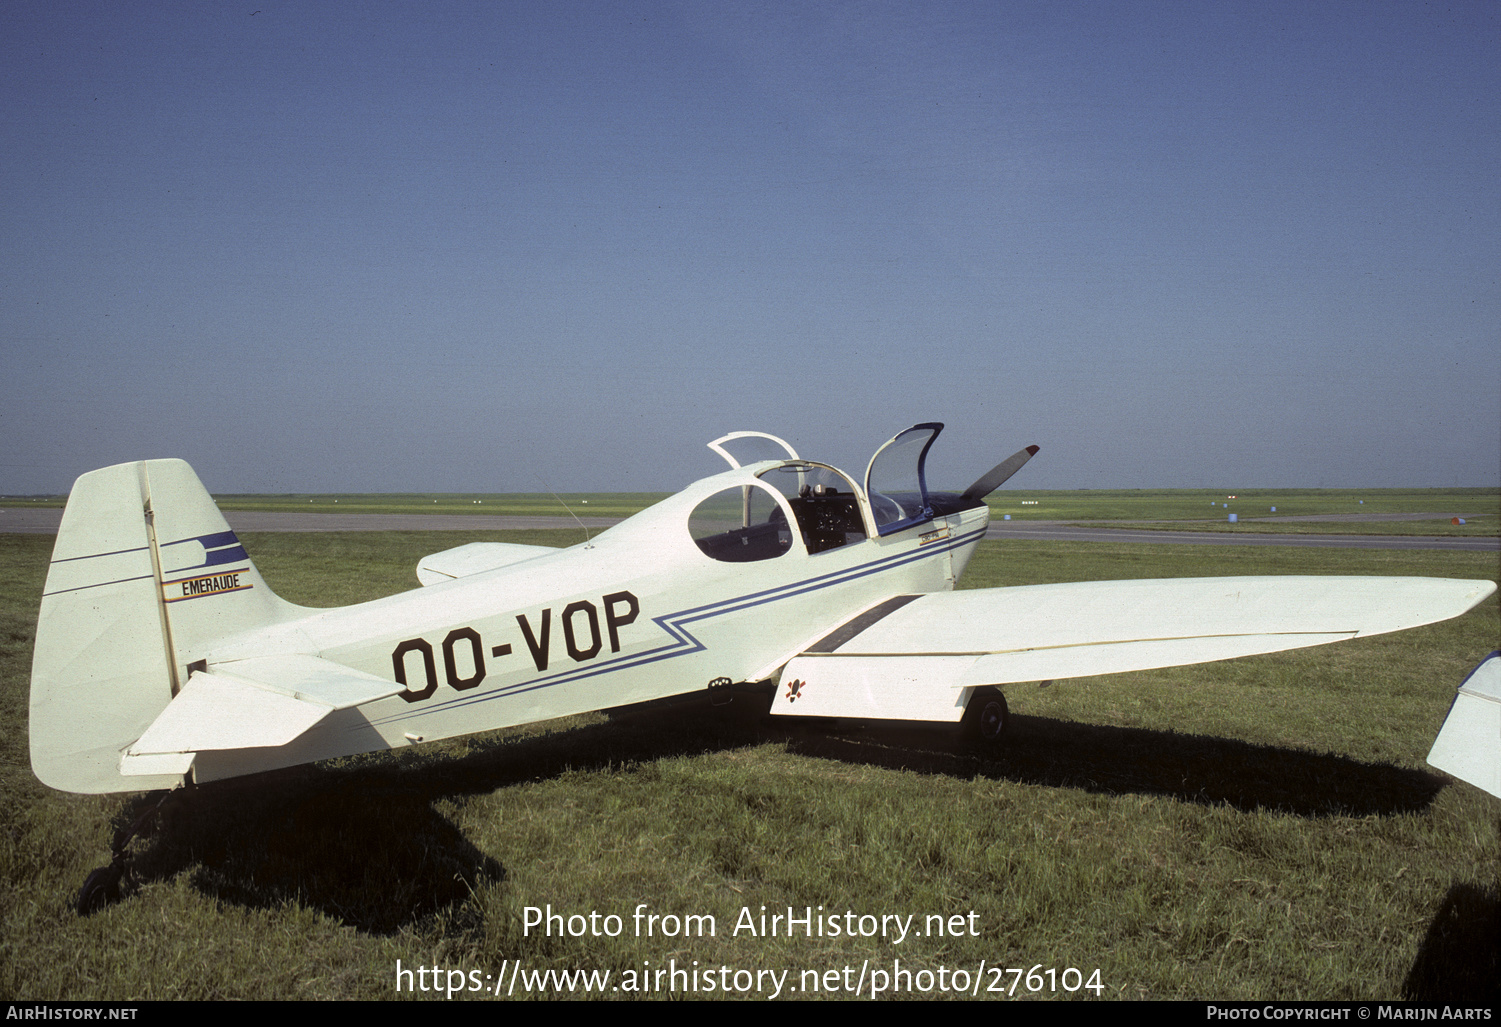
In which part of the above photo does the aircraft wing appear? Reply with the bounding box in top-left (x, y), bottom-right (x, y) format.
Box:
top-left (416, 542), bottom-right (560, 585)
top-left (120, 654), bottom-right (404, 777)
top-left (773, 576), bottom-right (1497, 721)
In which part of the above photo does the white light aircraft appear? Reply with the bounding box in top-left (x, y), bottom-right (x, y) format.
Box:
top-left (29, 424), bottom-right (1496, 905)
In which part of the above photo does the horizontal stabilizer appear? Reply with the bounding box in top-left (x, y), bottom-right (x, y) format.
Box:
top-left (416, 542), bottom-right (559, 585)
top-left (1427, 652), bottom-right (1501, 799)
top-left (126, 654), bottom-right (402, 758)
top-left (773, 577), bottom-right (1496, 720)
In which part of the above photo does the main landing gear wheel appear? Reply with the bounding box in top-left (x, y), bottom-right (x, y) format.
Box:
top-left (961, 687), bottom-right (1009, 753)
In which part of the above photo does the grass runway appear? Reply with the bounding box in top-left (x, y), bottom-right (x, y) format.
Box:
top-left (1, 528), bottom-right (1497, 1000)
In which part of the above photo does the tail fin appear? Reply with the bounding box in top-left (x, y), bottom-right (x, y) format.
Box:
top-left (30, 459), bottom-right (303, 793)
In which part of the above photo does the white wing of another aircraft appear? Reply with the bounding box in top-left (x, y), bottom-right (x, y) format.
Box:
top-left (1427, 652), bottom-right (1501, 799)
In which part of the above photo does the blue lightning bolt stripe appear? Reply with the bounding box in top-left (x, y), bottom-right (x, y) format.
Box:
top-left (369, 525), bottom-right (988, 726)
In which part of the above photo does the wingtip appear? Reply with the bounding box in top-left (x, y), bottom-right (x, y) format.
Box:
top-left (1026, 445), bottom-right (1039, 455)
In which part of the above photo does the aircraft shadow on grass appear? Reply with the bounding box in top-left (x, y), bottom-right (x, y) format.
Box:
top-left (107, 698), bottom-right (772, 933)
top-left (1403, 879), bottom-right (1501, 1003)
top-left (108, 696), bottom-right (1447, 932)
top-left (117, 773), bottom-right (505, 936)
top-left (787, 714), bottom-right (1448, 818)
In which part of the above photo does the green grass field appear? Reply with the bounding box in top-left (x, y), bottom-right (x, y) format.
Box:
top-left (984, 487), bottom-right (1499, 538)
top-left (210, 492), bottom-right (674, 519)
top-left (1, 528), bottom-right (1497, 1001)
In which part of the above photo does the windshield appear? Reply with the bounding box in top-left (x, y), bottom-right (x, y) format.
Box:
top-left (864, 423), bottom-right (942, 535)
top-left (757, 463), bottom-right (868, 554)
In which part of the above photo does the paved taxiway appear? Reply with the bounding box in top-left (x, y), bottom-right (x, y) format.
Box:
top-left (3, 507), bottom-right (1494, 551)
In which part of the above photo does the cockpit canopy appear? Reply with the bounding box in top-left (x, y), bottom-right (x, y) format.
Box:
top-left (687, 480), bottom-right (792, 562)
top-left (692, 423), bottom-right (973, 562)
top-left (864, 422), bottom-right (942, 536)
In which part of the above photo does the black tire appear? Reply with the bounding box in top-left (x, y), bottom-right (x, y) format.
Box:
top-left (76, 864), bottom-right (123, 916)
top-left (961, 687), bottom-right (1009, 752)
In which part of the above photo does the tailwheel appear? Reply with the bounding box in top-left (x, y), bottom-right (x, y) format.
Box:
top-left (76, 863), bottom-right (124, 916)
top-left (74, 788), bottom-right (178, 916)
top-left (961, 686), bottom-right (1009, 753)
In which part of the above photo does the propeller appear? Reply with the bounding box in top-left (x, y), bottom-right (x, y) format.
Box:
top-left (961, 445), bottom-right (1039, 503)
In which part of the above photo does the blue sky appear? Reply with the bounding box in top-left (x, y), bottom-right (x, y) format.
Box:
top-left (3, 2), bottom-right (1497, 494)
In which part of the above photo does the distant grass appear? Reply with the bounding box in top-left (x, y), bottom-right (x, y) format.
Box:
top-left (242, 529), bottom-right (580, 607)
top-left (1, 529), bottom-right (1497, 1001)
top-left (215, 493), bottom-right (668, 518)
top-left (1084, 518), bottom-right (1498, 537)
top-left (986, 487), bottom-right (1500, 537)
top-left (984, 486), bottom-right (1498, 520)
top-left (0, 493), bottom-right (671, 518)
